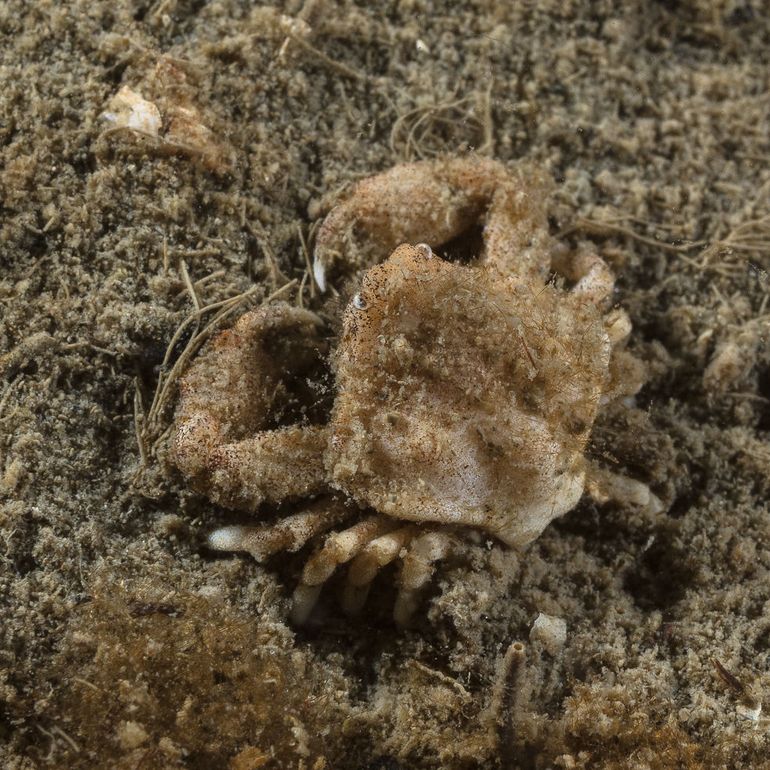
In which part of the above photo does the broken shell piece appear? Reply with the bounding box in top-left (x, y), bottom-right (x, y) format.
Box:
top-left (99, 66), bottom-right (235, 174)
top-left (529, 612), bottom-right (567, 655)
top-left (100, 86), bottom-right (162, 136)
top-left (163, 104), bottom-right (234, 172)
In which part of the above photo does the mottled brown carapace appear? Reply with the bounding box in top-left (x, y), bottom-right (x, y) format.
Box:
top-left (172, 157), bottom-right (660, 624)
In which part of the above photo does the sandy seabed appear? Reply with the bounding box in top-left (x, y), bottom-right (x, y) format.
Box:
top-left (1, 1), bottom-right (770, 768)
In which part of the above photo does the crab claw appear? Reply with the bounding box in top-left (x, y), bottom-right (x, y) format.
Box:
top-left (172, 302), bottom-right (331, 510)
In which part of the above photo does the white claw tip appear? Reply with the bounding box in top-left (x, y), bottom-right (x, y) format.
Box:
top-left (208, 526), bottom-right (246, 552)
top-left (312, 254), bottom-right (327, 292)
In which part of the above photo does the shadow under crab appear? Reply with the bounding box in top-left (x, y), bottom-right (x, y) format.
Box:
top-left (171, 156), bottom-right (661, 625)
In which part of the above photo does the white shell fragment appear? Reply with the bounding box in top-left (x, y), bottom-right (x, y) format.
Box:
top-left (100, 86), bottom-right (162, 136)
top-left (98, 58), bottom-right (236, 173)
top-left (529, 612), bottom-right (567, 655)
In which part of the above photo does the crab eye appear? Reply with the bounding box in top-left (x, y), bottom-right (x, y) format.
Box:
top-left (352, 293), bottom-right (367, 310)
top-left (415, 243), bottom-right (433, 258)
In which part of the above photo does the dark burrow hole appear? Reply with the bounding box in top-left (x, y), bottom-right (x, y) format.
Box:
top-left (132, 1), bottom-right (150, 21)
top-left (667, 491), bottom-right (698, 520)
top-left (0, 703), bottom-right (12, 742)
top-left (363, 758), bottom-right (407, 770)
top-left (280, 562), bottom-right (408, 704)
top-left (754, 626), bottom-right (770, 652)
top-left (755, 367), bottom-right (770, 432)
top-left (623, 531), bottom-right (697, 611)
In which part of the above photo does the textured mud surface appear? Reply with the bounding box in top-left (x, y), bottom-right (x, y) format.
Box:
top-left (2, 1), bottom-right (770, 768)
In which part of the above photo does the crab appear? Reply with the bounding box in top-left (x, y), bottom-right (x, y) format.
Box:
top-left (171, 157), bottom-right (661, 625)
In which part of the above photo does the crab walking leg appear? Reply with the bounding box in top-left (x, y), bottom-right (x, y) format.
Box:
top-left (482, 172), bottom-right (554, 284)
top-left (600, 306), bottom-right (647, 402)
top-left (291, 515), bottom-right (398, 624)
top-left (393, 530), bottom-right (454, 627)
top-left (604, 307), bottom-right (633, 347)
top-left (553, 250), bottom-right (646, 403)
top-left (569, 251), bottom-right (615, 306)
top-left (585, 464), bottom-right (663, 515)
top-left (208, 496), bottom-right (353, 561)
top-left (341, 525), bottom-right (418, 615)
top-left (550, 244), bottom-right (616, 307)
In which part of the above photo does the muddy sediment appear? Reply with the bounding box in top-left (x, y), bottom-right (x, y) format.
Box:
top-left (2, 1), bottom-right (770, 768)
